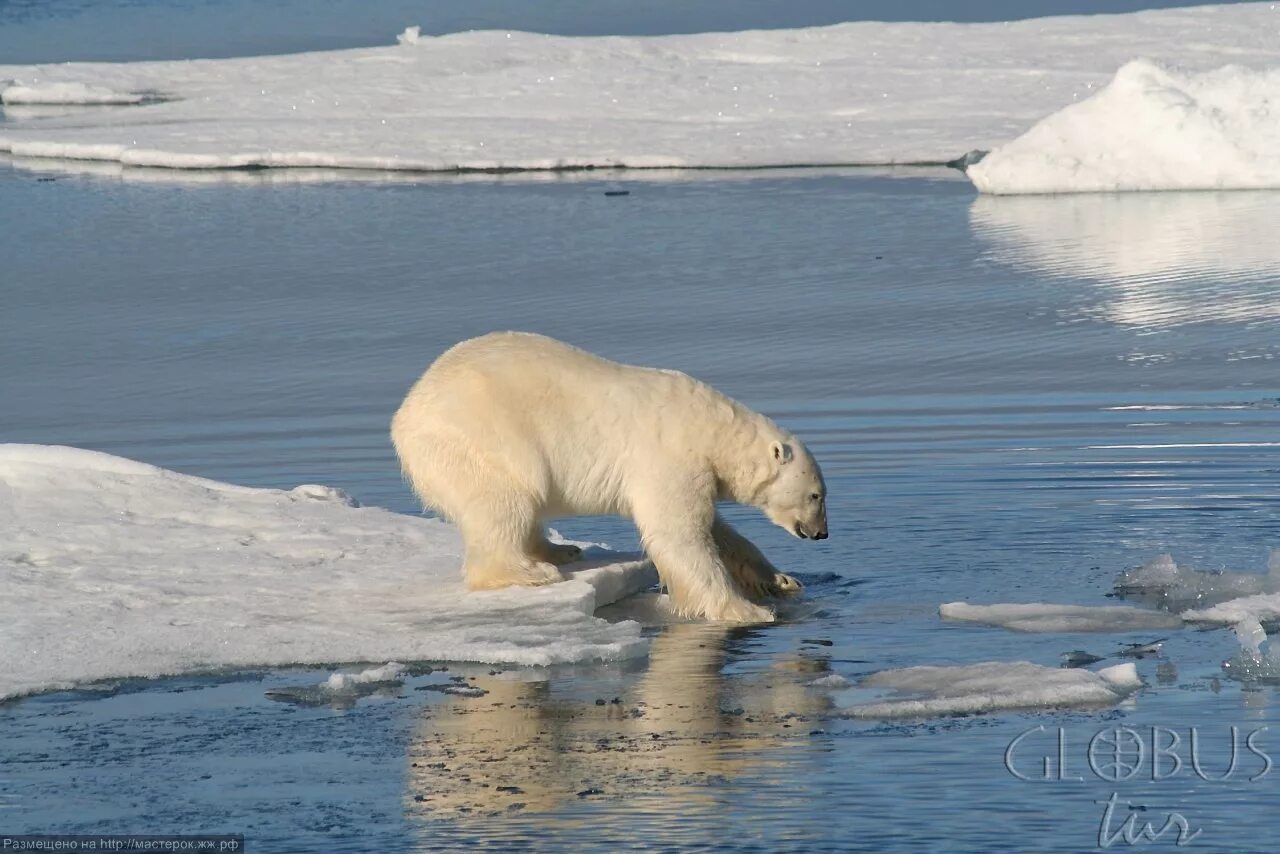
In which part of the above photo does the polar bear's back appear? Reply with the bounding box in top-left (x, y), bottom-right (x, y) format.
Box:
top-left (392, 332), bottom-right (707, 516)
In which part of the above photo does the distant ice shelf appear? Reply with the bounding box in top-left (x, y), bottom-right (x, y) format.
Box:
top-left (0, 3), bottom-right (1277, 192)
top-left (0, 444), bottom-right (655, 701)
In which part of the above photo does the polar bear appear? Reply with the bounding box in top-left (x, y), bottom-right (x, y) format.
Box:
top-left (390, 332), bottom-right (828, 623)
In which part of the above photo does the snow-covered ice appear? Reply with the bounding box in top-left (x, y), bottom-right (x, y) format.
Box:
top-left (969, 60), bottom-right (1280, 194)
top-left (939, 601), bottom-right (1182, 633)
top-left (845, 661), bottom-right (1142, 719)
top-left (0, 444), bottom-right (656, 701)
top-left (0, 81), bottom-right (146, 105)
top-left (0, 4), bottom-right (1277, 177)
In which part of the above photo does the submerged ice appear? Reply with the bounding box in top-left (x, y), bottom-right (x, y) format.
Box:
top-left (0, 444), bottom-right (656, 701)
top-left (846, 661), bottom-right (1142, 719)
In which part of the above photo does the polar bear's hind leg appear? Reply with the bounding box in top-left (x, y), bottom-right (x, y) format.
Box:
top-left (397, 429), bottom-right (562, 590)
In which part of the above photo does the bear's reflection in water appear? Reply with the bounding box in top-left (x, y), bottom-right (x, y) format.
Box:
top-left (404, 619), bottom-right (835, 820)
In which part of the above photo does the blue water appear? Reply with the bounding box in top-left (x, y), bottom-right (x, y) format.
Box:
top-left (4, 160), bottom-right (1280, 851)
top-left (4, 2), bottom-right (1280, 850)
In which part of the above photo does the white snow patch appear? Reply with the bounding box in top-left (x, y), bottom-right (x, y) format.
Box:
top-left (1, 81), bottom-right (145, 105)
top-left (970, 59), bottom-right (1280, 194)
top-left (0, 5), bottom-right (1277, 172)
top-left (846, 661), bottom-right (1142, 719)
top-left (0, 444), bottom-right (656, 701)
top-left (940, 602), bottom-right (1182, 633)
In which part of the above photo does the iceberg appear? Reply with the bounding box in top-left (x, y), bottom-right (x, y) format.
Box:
top-left (1, 4), bottom-right (1277, 173)
top-left (0, 444), bottom-right (655, 701)
top-left (969, 60), bottom-right (1280, 194)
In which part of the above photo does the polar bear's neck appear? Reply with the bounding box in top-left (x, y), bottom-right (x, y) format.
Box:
top-left (705, 400), bottom-right (785, 507)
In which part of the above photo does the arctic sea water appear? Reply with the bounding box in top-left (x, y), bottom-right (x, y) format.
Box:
top-left (3, 4), bottom-right (1280, 853)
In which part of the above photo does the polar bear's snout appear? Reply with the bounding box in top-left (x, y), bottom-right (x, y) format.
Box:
top-left (794, 519), bottom-right (828, 540)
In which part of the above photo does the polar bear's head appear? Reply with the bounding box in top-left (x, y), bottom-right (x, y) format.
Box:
top-left (760, 440), bottom-right (828, 540)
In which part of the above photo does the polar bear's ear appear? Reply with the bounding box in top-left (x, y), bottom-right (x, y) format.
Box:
top-left (771, 441), bottom-right (794, 465)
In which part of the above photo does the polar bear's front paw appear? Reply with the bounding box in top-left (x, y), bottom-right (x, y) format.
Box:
top-left (540, 542), bottom-right (583, 566)
top-left (771, 572), bottom-right (803, 597)
top-left (518, 560), bottom-right (566, 586)
top-left (709, 599), bottom-right (776, 624)
top-left (466, 558), bottom-right (564, 590)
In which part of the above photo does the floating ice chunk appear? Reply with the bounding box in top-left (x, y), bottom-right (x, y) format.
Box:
top-left (1061, 650), bottom-right (1106, 668)
top-left (323, 661), bottom-right (408, 691)
top-left (940, 601), bottom-right (1180, 633)
top-left (396, 26), bottom-right (421, 46)
top-left (0, 444), bottom-right (656, 701)
top-left (289, 483), bottom-right (359, 505)
top-left (1222, 617), bottom-right (1280, 683)
top-left (1114, 552), bottom-right (1280, 614)
top-left (970, 60), bottom-right (1280, 194)
top-left (1, 81), bottom-right (145, 105)
top-left (1184, 593), bottom-right (1280, 628)
top-left (266, 661), bottom-right (409, 706)
top-left (1233, 619), bottom-right (1268, 659)
top-left (1117, 638), bottom-right (1166, 658)
top-left (1115, 554), bottom-right (1181, 590)
top-left (846, 661), bottom-right (1141, 719)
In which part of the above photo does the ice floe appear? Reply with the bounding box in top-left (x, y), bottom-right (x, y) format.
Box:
top-left (0, 444), bottom-right (655, 701)
top-left (940, 601), bottom-right (1182, 633)
top-left (846, 661), bottom-right (1142, 719)
top-left (1, 4), bottom-right (1277, 173)
top-left (969, 59), bottom-right (1280, 194)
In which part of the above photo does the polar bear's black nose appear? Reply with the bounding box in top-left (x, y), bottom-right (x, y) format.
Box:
top-left (814, 529), bottom-right (828, 540)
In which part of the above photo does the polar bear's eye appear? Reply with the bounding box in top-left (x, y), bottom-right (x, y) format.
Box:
top-left (809, 493), bottom-right (821, 502)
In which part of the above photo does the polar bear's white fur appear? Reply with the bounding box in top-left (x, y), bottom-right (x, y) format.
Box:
top-left (390, 332), bottom-right (828, 623)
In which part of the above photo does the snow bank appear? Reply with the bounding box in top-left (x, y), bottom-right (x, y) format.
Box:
top-left (969, 60), bottom-right (1280, 194)
top-left (940, 602), bottom-right (1181, 633)
top-left (0, 4), bottom-right (1277, 172)
top-left (846, 661), bottom-right (1142, 719)
top-left (0, 445), bottom-right (656, 701)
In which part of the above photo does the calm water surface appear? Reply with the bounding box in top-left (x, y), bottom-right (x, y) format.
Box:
top-left (3, 160), bottom-right (1280, 850)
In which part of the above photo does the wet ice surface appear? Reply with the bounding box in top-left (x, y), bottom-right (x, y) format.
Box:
top-left (4, 163), bottom-right (1280, 849)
